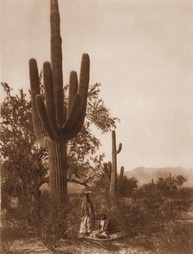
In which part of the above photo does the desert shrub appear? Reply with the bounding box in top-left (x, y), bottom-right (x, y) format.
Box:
top-left (66, 194), bottom-right (83, 238)
top-left (114, 189), bottom-right (192, 237)
top-left (90, 174), bottom-right (192, 238)
top-left (122, 182), bottom-right (192, 234)
top-left (116, 200), bottom-right (151, 235)
top-left (1, 208), bottom-right (37, 254)
top-left (151, 221), bottom-right (193, 254)
top-left (38, 192), bottom-right (68, 243)
top-left (38, 191), bottom-right (84, 242)
top-left (117, 176), bottom-right (138, 198)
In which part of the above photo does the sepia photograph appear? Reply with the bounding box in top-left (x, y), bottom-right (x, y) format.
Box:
top-left (1, 0), bottom-right (193, 253)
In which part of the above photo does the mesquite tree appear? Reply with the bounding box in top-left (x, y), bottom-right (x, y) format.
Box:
top-left (0, 83), bottom-right (48, 219)
top-left (104, 130), bottom-right (124, 201)
top-left (29, 0), bottom-right (90, 206)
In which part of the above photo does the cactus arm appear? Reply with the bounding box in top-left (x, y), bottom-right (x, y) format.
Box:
top-left (50, 0), bottom-right (64, 127)
top-left (65, 124), bottom-right (80, 140)
top-left (78, 53), bottom-right (90, 103)
top-left (29, 58), bottom-right (48, 147)
top-left (62, 94), bottom-right (82, 133)
top-left (117, 166), bottom-right (124, 181)
top-left (43, 62), bottom-right (57, 130)
top-left (36, 95), bottom-right (59, 141)
top-left (67, 71), bottom-right (78, 117)
top-left (65, 54), bottom-right (90, 140)
top-left (116, 143), bottom-right (122, 154)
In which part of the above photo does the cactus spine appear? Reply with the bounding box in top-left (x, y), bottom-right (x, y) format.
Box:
top-left (29, 0), bottom-right (90, 206)
top-left (105, 130), bottom-right (124, 200)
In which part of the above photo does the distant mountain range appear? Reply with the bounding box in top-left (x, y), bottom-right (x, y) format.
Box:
top-left (41, 167), bottom-right (193, 194)
top-left (125, 167), bottom-right (193, 187)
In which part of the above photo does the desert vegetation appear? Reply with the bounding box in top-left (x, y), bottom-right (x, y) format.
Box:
top-left (1, 84), bottom-right (192, 252)
top-left (1, 0), bottom-right (193, 253)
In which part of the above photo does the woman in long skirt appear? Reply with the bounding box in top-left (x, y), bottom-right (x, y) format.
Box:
top-left (79, 189), bottom-right (95, 236)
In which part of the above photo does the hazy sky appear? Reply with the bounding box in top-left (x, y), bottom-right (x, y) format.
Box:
top-left (1, 0), bottom-right (193, 171)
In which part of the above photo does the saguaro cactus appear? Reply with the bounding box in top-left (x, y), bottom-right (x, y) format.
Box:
top-left (29, 0), bottom-right (90, 206)
top-left (104, 130), bottom-right (124, 201)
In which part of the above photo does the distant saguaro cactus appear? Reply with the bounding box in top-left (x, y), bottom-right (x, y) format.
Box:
top-left (29, 0), bottom-right (90, 206)
top-left (104, 130), bottom-right (124, 201)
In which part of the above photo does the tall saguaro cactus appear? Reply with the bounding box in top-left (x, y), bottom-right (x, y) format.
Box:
top-left (29, 0), bottom-right (90, 206)
top-left (105, 130), bottom-right (124, 201)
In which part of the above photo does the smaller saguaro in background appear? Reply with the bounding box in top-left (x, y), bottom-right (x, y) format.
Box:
top-left (104, 130), bottom-right (124, 201)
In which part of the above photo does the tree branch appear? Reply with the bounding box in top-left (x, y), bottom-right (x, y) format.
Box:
top-left (67, 177), bottom-right (92, 187)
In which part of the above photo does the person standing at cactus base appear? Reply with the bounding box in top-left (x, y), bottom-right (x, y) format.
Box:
top-left (79, 189), bottom-right (95, 237)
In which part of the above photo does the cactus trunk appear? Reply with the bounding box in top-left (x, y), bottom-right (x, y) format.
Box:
top-left (110, 131), bottom-right (117, 199)
top-left (48, 140), bottom-right (68, 204)
top-left (109, 130), bottom-right (124, 201)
